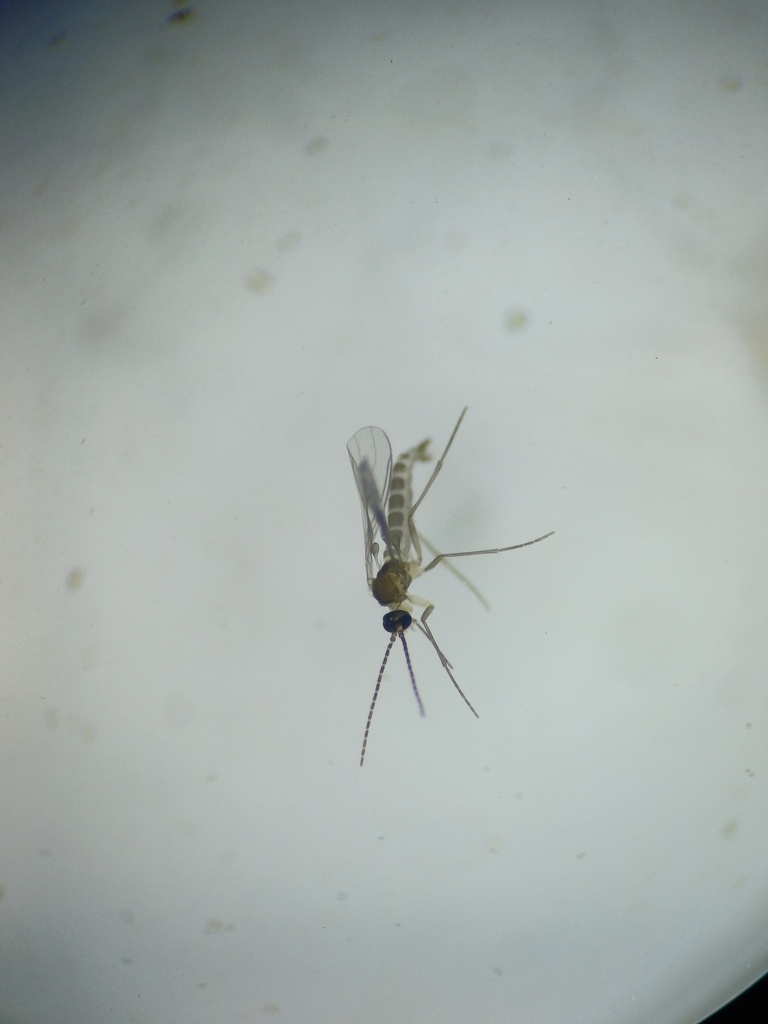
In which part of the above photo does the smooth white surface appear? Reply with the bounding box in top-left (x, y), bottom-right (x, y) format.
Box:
top-left (1, 2), bottom-right (768, 1022)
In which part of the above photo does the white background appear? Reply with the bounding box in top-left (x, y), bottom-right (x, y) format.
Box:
top-left (1, 1), bottom-right (767, 1022)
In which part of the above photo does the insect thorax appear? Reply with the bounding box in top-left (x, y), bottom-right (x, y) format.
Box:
top-left (371, 560), bottom-right (412, 607)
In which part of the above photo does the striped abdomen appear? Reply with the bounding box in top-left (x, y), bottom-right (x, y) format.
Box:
top-left (386, 439), bottom-right (430, 561)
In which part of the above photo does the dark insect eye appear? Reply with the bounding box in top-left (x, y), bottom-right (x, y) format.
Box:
top-left (382, 609), bottom-right (412, 634)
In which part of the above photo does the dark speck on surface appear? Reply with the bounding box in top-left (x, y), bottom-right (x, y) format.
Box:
top-left (166, 6), bottom-right (195, 25)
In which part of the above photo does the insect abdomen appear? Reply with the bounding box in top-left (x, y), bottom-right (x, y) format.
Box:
top-left (387, 439), bottom-right (430, 559)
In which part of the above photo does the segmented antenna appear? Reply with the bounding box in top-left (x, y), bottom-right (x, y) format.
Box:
top-left (360, 610), bottom-right (423, 766)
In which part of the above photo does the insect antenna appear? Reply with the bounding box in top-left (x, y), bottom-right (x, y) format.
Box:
top-left (360, 610), bottom-right (424, 767)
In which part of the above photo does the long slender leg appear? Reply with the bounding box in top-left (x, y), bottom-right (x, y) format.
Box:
top-left (408, 407), bottom-right (468, 540)
top-left (421, 530), bottom-right (554, 574)
top-left (419, 531), bottom-right (490, 609)
top-left (408, 596), bottom-right (480, 718)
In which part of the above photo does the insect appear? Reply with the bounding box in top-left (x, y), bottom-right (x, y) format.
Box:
top-left (347, 407), bottom-right (553, 765)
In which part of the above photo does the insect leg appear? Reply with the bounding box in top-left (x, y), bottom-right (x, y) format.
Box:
top-left (420, 530), bottom-right (555, 574)
top-left (408, 594), bottom-right (480, 718)
top-left (419, 531), bottom-right (490, 609)
top-left (408, 407), bottom-right (468, 533)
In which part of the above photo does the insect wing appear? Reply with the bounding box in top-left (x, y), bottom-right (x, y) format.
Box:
top-left (347, 425), bottom-right (393, 582)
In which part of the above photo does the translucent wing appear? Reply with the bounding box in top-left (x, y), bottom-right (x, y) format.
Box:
top-left (347, 425), bottom-right (393, 583)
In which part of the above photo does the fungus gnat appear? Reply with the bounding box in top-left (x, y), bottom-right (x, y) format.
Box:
top-left (347, 407), bottom-right (553, 766)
